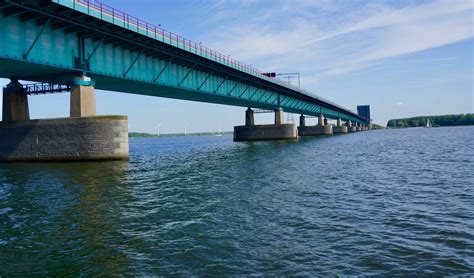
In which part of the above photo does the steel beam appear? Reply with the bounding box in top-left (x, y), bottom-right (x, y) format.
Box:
top-left (197, 71), bottom-right (212, 90)
top-left (123, 48), bottom-right (145, 77)
top-left (23, 18), bottom-right (51, 59)
top-left (238, 84), bottom-right (251, 98)
top-left (154, 57), bottom-right (174, 82)
top-left (213, 76), bottom-right (228, 94)
top-left (178, 65), bottom-right (196, 87)
top-left (227, 81), bottom-right (240, 96)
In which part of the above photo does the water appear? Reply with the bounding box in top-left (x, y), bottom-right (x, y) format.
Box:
top-left (1, 126), bottom-right (473, 276)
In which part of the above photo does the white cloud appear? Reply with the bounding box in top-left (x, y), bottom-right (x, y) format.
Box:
top-left (201, 0), bottom-right (474, 79)
top-left (395, 102), bottom-right (404, 106)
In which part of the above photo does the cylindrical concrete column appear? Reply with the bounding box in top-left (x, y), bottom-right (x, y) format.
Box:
top-left (275, 108), bottom-right (284, 125)
top-left (299, 114), bottom-right (305, 127)
top-left (348, 120), bottom-right (352, 127)
top-left (318, 114), bottom-right (324, 126)
top-left (245, 108), bottom-right (254, 126)
top-left (2, 79), bottom-right (29, 122)
top-left (337, 118), bottom-right (341, 127)
top-left (70, 75), bottom-right (96, 118)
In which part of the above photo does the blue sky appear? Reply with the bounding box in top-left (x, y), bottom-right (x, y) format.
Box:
top-left (1, 0), bottom-right (473, 133)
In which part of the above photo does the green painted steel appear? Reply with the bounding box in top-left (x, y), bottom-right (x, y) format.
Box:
top-left (0, 0), bottom-right (369, 124)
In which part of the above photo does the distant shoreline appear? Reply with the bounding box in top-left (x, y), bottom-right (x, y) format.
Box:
top-left (387, 113), bottom-right (473, 128)
top-left (129, 131), bottom-right (233, 138)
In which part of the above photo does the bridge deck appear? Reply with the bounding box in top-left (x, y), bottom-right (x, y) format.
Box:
top-left (0, 0), bottom-right (368, 124)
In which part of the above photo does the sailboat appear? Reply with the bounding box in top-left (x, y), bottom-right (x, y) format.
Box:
top-left (425, 119), bottom-right (432, 128)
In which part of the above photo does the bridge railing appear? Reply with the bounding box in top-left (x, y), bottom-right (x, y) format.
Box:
top-left (73, 0), bottom-right (361, 119)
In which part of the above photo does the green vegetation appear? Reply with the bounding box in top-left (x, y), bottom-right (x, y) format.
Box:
top-left (129, 131), bottom-right (232, 138)
top-left (387, 114), bottom-right (474, 128)
top-left (129, 132), bottom-right (156, 138)
top-left (371, 124), bottom-right (385, 129)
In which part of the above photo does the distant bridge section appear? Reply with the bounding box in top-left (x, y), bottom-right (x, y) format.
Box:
top-left (0, 0), bottom-right (368, 125)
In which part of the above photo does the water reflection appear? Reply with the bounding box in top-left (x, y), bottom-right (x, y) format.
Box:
top-left (0, 161), bottom-right (136, 275)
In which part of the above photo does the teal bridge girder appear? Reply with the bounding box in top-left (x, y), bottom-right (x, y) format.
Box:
top-left (0, 0), bottom-right (369, 125)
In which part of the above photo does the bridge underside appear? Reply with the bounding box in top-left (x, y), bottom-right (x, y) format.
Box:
top-left (0, 58), bottom-right (286, 110)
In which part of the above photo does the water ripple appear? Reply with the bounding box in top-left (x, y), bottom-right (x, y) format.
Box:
top-left (0, 126), bottom-right (473, 275)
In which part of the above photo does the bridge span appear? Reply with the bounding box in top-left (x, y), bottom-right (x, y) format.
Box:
top-left (0, 0), bottom-right (372, 161)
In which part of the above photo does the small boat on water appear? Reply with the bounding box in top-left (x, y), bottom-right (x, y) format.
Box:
top-left (425, 119), bottom-right (432, 128)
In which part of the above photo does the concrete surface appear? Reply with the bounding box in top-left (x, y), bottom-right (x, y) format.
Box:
top-left (0, 116), bottom-right (128, 161)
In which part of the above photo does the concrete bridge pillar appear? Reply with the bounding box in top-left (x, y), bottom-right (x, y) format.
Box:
top-left (318, 114), bottom-right (324, 126)
top-left (333, 117), bottom-right (348, 134)
top-left (347, 120), bottom-right (356, 132)
top-left (275, 108), bottom-right (284, 125)
top-left (298, 113), bottom-right (332, 136)
top-left (2, 79), bottom-right (30, 122)
top-left (299, 114), bottom-right (305, 127)
top-left (245, 108), bottom-right (254, 126)
top-left (234, 107), bottom-right (297, 141)
top-left (70, 75), bottom-right (96, 118)
top-left (0, 76), bottom-right (129, 161)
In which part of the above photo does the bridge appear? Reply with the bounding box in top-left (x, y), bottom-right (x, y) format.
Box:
top-left (0, 0), bottom-right (371, 161)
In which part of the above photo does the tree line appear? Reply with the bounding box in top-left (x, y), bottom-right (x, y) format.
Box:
top-left (387, 114), bottom-right (474, 128)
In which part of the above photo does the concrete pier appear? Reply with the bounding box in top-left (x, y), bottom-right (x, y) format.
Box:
top-left (333, 118), bottom-right (348, 134)
top-left (1, 76), bottom-right (129, 161)
top-left (298, 125), bottom-right (332, 136)
top-left (0, 116), bottom-right (128, 161)
top-left (234, 108), bottom-right (298, 141)
top-left (70, 75), bottom-right (96, 117)
top-left (333, 126), bottom-right (348, 133)
top-left (2, 80), bottom-right (29, 122)
top-left (347, 121), bottom-right (357, 132)
top-left (297, 115), bottom-right (333, 136)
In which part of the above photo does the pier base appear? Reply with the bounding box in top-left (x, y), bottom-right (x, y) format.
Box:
top-left (298, 125), bottom-right (332, 136)
top-left (333, 126), bottom-right (348, 134)
top-left (0, 116), bottom-right (128, 161)
top-left (348, 126), bottom-right (357, 132)
top-left (234, 124), bottom-right (297, 141)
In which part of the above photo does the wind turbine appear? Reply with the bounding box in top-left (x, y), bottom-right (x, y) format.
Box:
top-left (157, 123), bottom-right (162, 137)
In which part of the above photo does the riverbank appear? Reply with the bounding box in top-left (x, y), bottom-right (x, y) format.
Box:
top-left (129, 131), bottom-right (233, 138)
top-left (387, 113), bottom-right (474, 128)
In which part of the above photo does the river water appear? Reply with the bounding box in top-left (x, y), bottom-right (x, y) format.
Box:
top-left (1, 126), bottom-right (473, 276)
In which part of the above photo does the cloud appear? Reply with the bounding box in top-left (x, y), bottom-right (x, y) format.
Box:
top-left (200, 0), bottom-right (473, 80)
top-left (395, 102), bottom-right (404, 106)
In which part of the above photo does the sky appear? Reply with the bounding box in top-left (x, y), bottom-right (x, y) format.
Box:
top-left (1, 0), bottom-right (473, 133)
